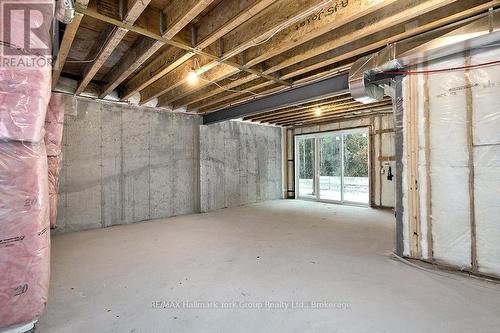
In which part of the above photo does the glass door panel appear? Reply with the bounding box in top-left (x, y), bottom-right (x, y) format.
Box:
top-left (343, 132), bottom-right (369, 204)
top-left (318, 135), bottom-right (342, 201)
top-left (296, 137), bottom-right (315, 198)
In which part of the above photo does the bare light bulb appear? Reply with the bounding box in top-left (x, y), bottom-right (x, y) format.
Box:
top-left (314, 107), bottom-right (322, 116)
top-left (187, 70), bottom-right (198, 84)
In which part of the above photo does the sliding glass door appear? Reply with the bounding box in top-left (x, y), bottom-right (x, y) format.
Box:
top-left (296, 137), bottom-right (315, 198)
top-left (318, 134), bottom-right (342, 201)
top-left (295, 128), bottom-right (370, 205)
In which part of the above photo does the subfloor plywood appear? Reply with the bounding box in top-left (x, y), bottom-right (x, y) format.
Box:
top-left (38, 200), bottom-right (500, 333)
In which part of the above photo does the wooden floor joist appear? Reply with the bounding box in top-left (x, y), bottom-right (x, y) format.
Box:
top-left (56, 0), bottom-right (500, 128)
top-left (183, 0), bottom-right (497, 111)
top-left (52, 0), bottom-right (90, 88)
top-left (74, 0), bottom-right (152, 95)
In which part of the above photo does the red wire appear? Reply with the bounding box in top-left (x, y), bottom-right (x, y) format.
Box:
top-left (383, 59), bottom-right (500, 75)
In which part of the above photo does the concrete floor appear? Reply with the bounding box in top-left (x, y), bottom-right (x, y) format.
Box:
top-left (38, 200), bottom-right (500, 333)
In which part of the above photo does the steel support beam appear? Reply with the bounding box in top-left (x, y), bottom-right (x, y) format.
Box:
top-left (202, 73), bottom-right (349, 124)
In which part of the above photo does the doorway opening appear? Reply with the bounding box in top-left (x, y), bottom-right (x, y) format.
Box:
top-left (295, 128), bottom-right (370, 205)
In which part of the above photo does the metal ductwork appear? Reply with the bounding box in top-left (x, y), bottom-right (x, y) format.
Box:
top-left (349, 8), bottom-right (500, 104)
top-left (55, 0), bottom-right (75, 24)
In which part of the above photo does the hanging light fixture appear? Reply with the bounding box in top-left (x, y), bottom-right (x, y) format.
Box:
top-left (187, 70), bottom-right (198, 84)
top-left (314, 107), bottom-right (322, 117)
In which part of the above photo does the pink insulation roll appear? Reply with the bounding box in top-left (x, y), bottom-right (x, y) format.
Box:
top-left (0, 142), bottom-right (50, 328)
top-left (0, 57), bottom-right (51, 143)
top-left (48, 155), bottom-right (62, 229)
top-left (45, 93), bottom-right (65, 156)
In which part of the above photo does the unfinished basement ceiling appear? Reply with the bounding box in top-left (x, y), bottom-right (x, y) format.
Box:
top-left (54, 0), bottom-right (499, 126)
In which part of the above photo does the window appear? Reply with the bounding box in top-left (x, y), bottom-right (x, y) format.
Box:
top-left (295, 128), bottom-right (370, 205)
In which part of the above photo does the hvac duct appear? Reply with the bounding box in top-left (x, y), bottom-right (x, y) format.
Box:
top-left (55, 0), bottom-right (75, 24)
top-left (349, 8), bottom-right (500, 104)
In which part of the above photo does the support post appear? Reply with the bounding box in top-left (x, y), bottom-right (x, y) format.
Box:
top-left (393, 76), bottom-right (405, 257)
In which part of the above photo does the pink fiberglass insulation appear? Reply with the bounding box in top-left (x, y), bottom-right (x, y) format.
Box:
top-left (0, 142), bottom-right (50, 328)
top-left (45, 93), bottom-right (65, 156)
top-left (47, 155), bottom-right (62, 229)
top-left (0, 1), bottom-right (51, 143)
top-left (0, 56), bottom-right (51, 143)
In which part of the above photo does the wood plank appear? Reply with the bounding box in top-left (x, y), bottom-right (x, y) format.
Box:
top-left (199, 84), bottom-right (287, 114)
top-left (221, 0), bottom-right (396, 61)
top-left (186, 79), bottom-right (274, 111)
top-left (245, 94), bottom-right (352, 121)
top-left (274, 101), bottom-right (392, 126)
top-left (242, 0), bottom-right (398, 68)
top-left (378, 115), bottom-right (383, 207)
top-left (196, 0), bottom-right (275, 49)
top-left (119, 47), bottom-right (193, 100)
top-left (423, 61), bottom-right (434, 260)
top-left (75, 0), bottom-right (151, 95)
top-left (52, 0), bottom-right (90, 87)
top-left (277, 0), bottom-right (496, 80)
top-left (158, 0), bottom-right (393, 110)
top-left (279, 106), bottom-right (391, 126)
top-left (465, 50), bottom-right (478, 271)
top-left (253, 99), bottom-right (359, 123)
top-left (407, 69), bottom-right (420, 258)
top-left (138, 54), bottom-right (216, 103)
top-left (370, 116), bottom-right (376, 207)
top-left (100, 38), bottom-right (164, 98)
top-left (163, 0), bottom-right (217, 39)
top-left (262, 0), bottom-right (457, 76)
top-left (157, 63), bottom-right (240, 106)
top-left (200, 0), bottom-right (493, 111)
top-left (173, 73), bottom-right (259, 109)
top-left (74, 1), bottom-right (292, 95)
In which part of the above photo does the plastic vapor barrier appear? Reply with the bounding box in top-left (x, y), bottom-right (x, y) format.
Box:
top-left (45, 94), bottom-right (65, 157)
top-left (401, 46), bottom-right (500, 277)
top-left (45, 93), bottom-right (65, 229)
top-left (0, 58), bottom-right (51, 143)
top-left (0, 142), bottom-right (50, 328)
top-left (47, 156), bottom-right (62, 229)
top-left (0, 1), bottom-right (52, 329)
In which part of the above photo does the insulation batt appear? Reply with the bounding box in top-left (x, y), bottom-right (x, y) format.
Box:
top-left (47, 155), bottom-right (62, 229)
top-left (0, 55), bottom-right (51, 143)
top-left (45, 94), bottom-right (65, 157)
top-left (0, 142), bottom-right (50, 328)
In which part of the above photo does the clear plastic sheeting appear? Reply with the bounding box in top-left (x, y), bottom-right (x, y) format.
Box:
top-left (401, 45), bottom-right (500, 278)
top-left (45, 93), bottom-right (65, 157)
top-left (45, 93), bottom-right (65, 229)
top-left (48, 156), bottom-right (62, 229)
top-left (0, 142), bottom-right (50, 328)
top-left (0, 2), bottom-right (52, 328)
top-left (470, 47), bottom-right (500, 276)
top-left (0, 61), bottom-right (51, 143)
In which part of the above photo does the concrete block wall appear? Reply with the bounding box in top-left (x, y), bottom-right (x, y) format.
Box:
top-left (200, 121), bottom-right (282, 212)
top-left (56, 98), bottom-right (200, 233)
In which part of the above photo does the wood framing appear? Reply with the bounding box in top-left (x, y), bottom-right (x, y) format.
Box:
top-left (52, 0), bottom-right (90, 87)
top-left (75, 0), bottom-right (151, 95)
top-left (465, 51), bottom-right (478, 272)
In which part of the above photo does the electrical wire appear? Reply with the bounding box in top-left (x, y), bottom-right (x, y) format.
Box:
top-left (198, 76), bottom-right (264, 97)
top-left (66, 27), bottom-right (118, 63)
top-left (383, 59), bottom-right (500, 75)
top-left (251, 0), bottom-right (334, 47)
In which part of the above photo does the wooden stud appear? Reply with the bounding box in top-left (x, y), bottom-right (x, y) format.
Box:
top-left (370, 116), bottom-right (376, 207)
top-left (378, 115), bottom-right (383, 207)
top-left (465, 50), bottom-right (478, 272)
top-left (423, 61), bottom-right (434, 261)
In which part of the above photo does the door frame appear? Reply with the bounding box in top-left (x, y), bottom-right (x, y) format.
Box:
top-left (294, 127), bottom-right (371, 207)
